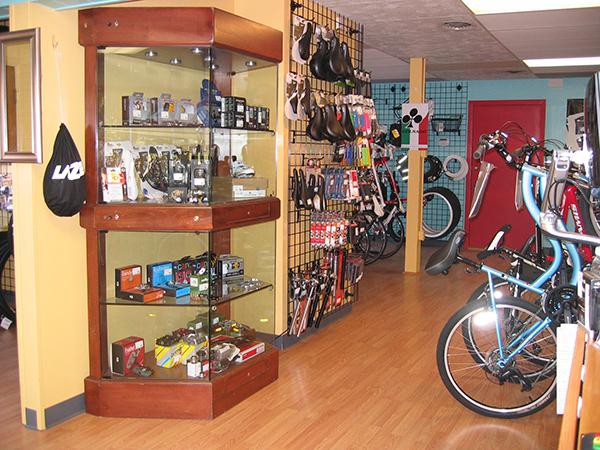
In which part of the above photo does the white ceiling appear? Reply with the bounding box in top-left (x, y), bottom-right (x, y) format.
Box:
top-left (319, 0), bottom-right (600, 81)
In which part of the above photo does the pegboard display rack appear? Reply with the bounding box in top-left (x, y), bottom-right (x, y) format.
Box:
top-left (287, 0), bottom-right (365, 329)
top-left (0, 163), bottom-right (13, 294)
top-left (372, 81), bottom-right (469, 237)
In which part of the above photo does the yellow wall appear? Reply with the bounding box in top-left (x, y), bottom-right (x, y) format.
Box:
top-left (11, 3), bottom-right (87, 430)
top-left (10, 0), bottom-right (289, 429)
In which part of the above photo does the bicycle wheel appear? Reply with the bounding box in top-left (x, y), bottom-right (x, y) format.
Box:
top-left (353, 213), bottom-right (386, 265)
top-left (380, 208), bottom-right (405, 259)
top-left (437, 297), bottom-right (556, 418)
top-left (422, 187), bottom-right (461, 239)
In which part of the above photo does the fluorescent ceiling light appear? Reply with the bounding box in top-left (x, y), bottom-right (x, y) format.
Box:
top-left (461, 0), bottom-right (600, 14)
top-left (524, 57), bottom-right (600, 67)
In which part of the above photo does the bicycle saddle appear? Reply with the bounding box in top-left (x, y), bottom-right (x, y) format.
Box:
top-left (328, 33), bottom-right (346, 79)
top-left (425, 230), bottom-right (466, 275)
top-left (292, 20), bottom-right (313, 64)
top-left (341, 42), bottom-right (354, 81)
top-left (307, 106), bottom-right (325, 141)
top-left (323, 105), bottom-right (345, 143)
top-left (310, 38), bottom-right (332, 81)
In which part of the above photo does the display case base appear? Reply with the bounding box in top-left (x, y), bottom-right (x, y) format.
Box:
top-left (84, 345), bottom-right (278, 419)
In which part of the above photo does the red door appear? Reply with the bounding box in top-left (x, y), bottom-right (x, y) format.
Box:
top-left (465, 100), bottom-right (546, 250)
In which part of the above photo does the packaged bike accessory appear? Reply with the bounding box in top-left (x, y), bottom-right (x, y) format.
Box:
top-left (122, 92), bottom-right (151, 126)
top-left (112, 336), bottom-right (145, 376)
top-left (147, 261), bottom-right (191, 297)
top-left (158, 93), bottom-right (176, 125)
top-left (102, 141), bottom-right (138, 202)
top-left (115, 265), bottom-right (164, 303)
top-left (43, 123), bottom-right (86, 217)
top-left (175, 99), bottom-right (197, 126)
top-left (189, 158), bottom-right (211, 204)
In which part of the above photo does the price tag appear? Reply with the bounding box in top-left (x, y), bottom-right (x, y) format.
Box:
top-left (180, 113), bottom-right (188, 121)
top-left (0, 317), bottom-right (12, 330)
top-left (161, 111), bottom-right (169, 119)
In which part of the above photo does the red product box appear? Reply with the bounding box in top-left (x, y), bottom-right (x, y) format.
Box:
top-left (115, 265), bottom-right (164, 303)
top-left (235, 340), bottom-right (265, 363)
top-left (112, 336), bottom-right (145, 376)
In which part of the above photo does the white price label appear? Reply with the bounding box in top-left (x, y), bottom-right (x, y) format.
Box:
top-left (135, 340), bottom-right (143, 350)
top-left (194, 178), bottom-right (206, 186)
top-left (161, 111), bottom-right (169, 119)
top-left (174, 173), bottom-right (184, 181)
top-left (132, 109), bottom-right (142, 118)
top-left (180, 113), bottom-right (188, 121)
top-left (0, 317), bottom-right (12, 330)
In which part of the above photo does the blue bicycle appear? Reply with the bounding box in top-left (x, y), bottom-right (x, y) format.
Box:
top-left (426, 132), bottom-right (584, 418)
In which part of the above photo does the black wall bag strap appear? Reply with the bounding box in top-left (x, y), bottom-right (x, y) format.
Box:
top-left (43, 123), bottom-right (87, 217)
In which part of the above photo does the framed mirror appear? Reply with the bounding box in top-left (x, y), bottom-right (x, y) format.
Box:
top-left (0, 28), bottom-right (41, 163)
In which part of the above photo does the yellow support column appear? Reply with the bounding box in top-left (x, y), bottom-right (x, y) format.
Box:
top-left (404, 58), bottom-right (427, 273)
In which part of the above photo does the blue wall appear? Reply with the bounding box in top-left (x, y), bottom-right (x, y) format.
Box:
top-left (468, 77), bottom-right (589, 143)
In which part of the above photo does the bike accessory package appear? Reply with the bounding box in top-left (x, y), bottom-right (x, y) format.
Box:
top-left (115, 264), bottom-right (164, 303)
top-left (217, 255), bottom-right (244, 281)
top-left (112, 336), bottom-right (145, 376)
top-left (423, 155), bottom-right (444, 183)
top-left (43, 123), bottom-right (86, 217)
top-left (147, 261), bottom-right (191, 297)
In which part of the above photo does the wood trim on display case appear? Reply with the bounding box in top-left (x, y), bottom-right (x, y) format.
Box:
top-left (79, 197), bottom-right (280, 232)
top-left (78, 8), bottom-right (283, 63)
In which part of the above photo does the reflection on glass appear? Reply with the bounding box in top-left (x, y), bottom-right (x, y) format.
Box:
top-left (5, 40), bottom-right (32, 153)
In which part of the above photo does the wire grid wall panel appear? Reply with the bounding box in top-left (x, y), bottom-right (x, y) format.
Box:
top-left (288, 0), bottom-right (364, 320)
top-left (372, 80), bottom-right (469, 239)
top-left (0, 163), bottom-right (13, 293)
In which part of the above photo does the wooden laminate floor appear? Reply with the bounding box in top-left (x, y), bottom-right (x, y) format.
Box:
top-left (0, 248), bottom-right (560, 449)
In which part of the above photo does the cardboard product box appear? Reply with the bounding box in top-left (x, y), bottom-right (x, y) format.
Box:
top-left (218, 255), bottom-right (244, 280)
top-left (158, 93), bottom-right (177, 125)
top-left (220, 111), bottom-right (245, 129)
top-left (112, 336), bottom-right (145, 376)
top-left (147, 262), bottom-right (191, 297)
top-left (154, 341), bottom-right (182, 368)
top-left (212, 177), bottom-right (268, 201)
top-left (235, 340), bottom-right (265, 363)
top-left (245, 105), bottom-right (257, 129)
top-left (173, 258), bottom-right (195, 284)
top-left (189, 273), bottom-right (209, 298)
top-left (221, 96), bottom-right (246, 115)
top-left (115, 265), bottom-right (164, 303)
top-left (257, 106), bottom-right (270, 130)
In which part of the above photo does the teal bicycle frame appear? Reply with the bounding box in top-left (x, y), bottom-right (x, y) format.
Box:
top-left (478, 163), bottom-right (581, 368)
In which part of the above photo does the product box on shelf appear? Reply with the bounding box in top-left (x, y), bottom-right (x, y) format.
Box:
top-left (189, 273), bottom-right (209, 298)
top-left (158, 93), bottom-right (177, 125)
top-left (147, 262), bottom-right (191, 297)
top-left (245, 105), bottom-right (257, 129)
top-left (217, 255), bottom-right (244, 280)
top-left (155, 341), bottom-right (181, 368)
top-left (257, 106), bottom-right (270, 130)
top-left (189, 159), bottom-right (211, 204)
top-left (115, 265), bottom-right (164, 303)
top-left (173, 257), bottom-right (195, 284)
top-left (175, 99), bottom-right (197, 126)
top-left (235, 340), bottom-right (265, 363)
top-left (220, 111), bottom-right (245, 129)
top-left (122, 92), bottom-right (151, 126)
top-left (221, 96), bottom-right (246, 115)
top-left (112, 336), bottom-right (145, 376)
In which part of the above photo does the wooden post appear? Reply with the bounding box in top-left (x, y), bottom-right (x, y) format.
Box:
top-left (404, 57), bottom-right (427, 273)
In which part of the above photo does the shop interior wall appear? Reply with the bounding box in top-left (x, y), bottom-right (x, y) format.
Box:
top-left (10, 0), bottom-right (288, 430)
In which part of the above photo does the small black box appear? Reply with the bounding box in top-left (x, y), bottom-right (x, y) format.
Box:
top-left (221, 96), bottom-right (246, 115)
top-left (221, 112), bottom-right (245, 129)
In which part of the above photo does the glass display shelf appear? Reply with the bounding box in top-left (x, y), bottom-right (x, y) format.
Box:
top-left (102, 278), bottom-right (272, 307)
top-left (102, 124), bottom-right (275, 134)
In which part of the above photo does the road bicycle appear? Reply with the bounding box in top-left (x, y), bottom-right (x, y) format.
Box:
top-left (426, 134), bottom-right (586, 418)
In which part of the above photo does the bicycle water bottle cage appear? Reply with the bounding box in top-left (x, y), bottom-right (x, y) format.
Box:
top-left (425, 230), bottom-right (466, 275)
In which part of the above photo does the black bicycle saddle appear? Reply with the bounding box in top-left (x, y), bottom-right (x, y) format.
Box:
top-left (328, 33), bottom-right (346, 79)
top-left (425, 230), bottom-right (466, 275)
top-left (323, 105), bottom-right (345, 143)
top-left (297, 21), bottom-right (313, 63)
top-left (307, 106), bottom-right (325, 141)
top-left (310, 38), bottom-right (331, 81)
top-left (341, 42), bottom-right (354, 81)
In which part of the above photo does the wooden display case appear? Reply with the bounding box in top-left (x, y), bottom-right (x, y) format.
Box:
top-left (79, 7), bottom-right (282, 419)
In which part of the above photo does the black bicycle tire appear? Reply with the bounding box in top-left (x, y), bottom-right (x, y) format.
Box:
top-left (380, 211), bottom-right (405, 259)
top-left (437, 297), bottom-right (556, 418)
top-left (422, 187), bottom-right (461, 239)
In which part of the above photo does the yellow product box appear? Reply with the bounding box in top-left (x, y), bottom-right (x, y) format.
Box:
top-left (154, 342), bottom-right (182, 368)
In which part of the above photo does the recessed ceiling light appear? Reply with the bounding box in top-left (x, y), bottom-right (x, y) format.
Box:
top-left (170, 57), bottom-right (182, 65)
top-left (203, 55), bottom-right (213, 62)
top-left (524, 57), bottom-right (600, 67)
top-left (211, 64), bottom-right (220, 70)
top-left (245, 60), bottom-right (257, 67)
top-left (461, 0), bottom-right (600, 15)
top-left (144, 50), bottom-right (158, 57)
top-left (443, 21), bottom-right (472, 31)
top-left (191, 47), bottom-right (203, 54)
